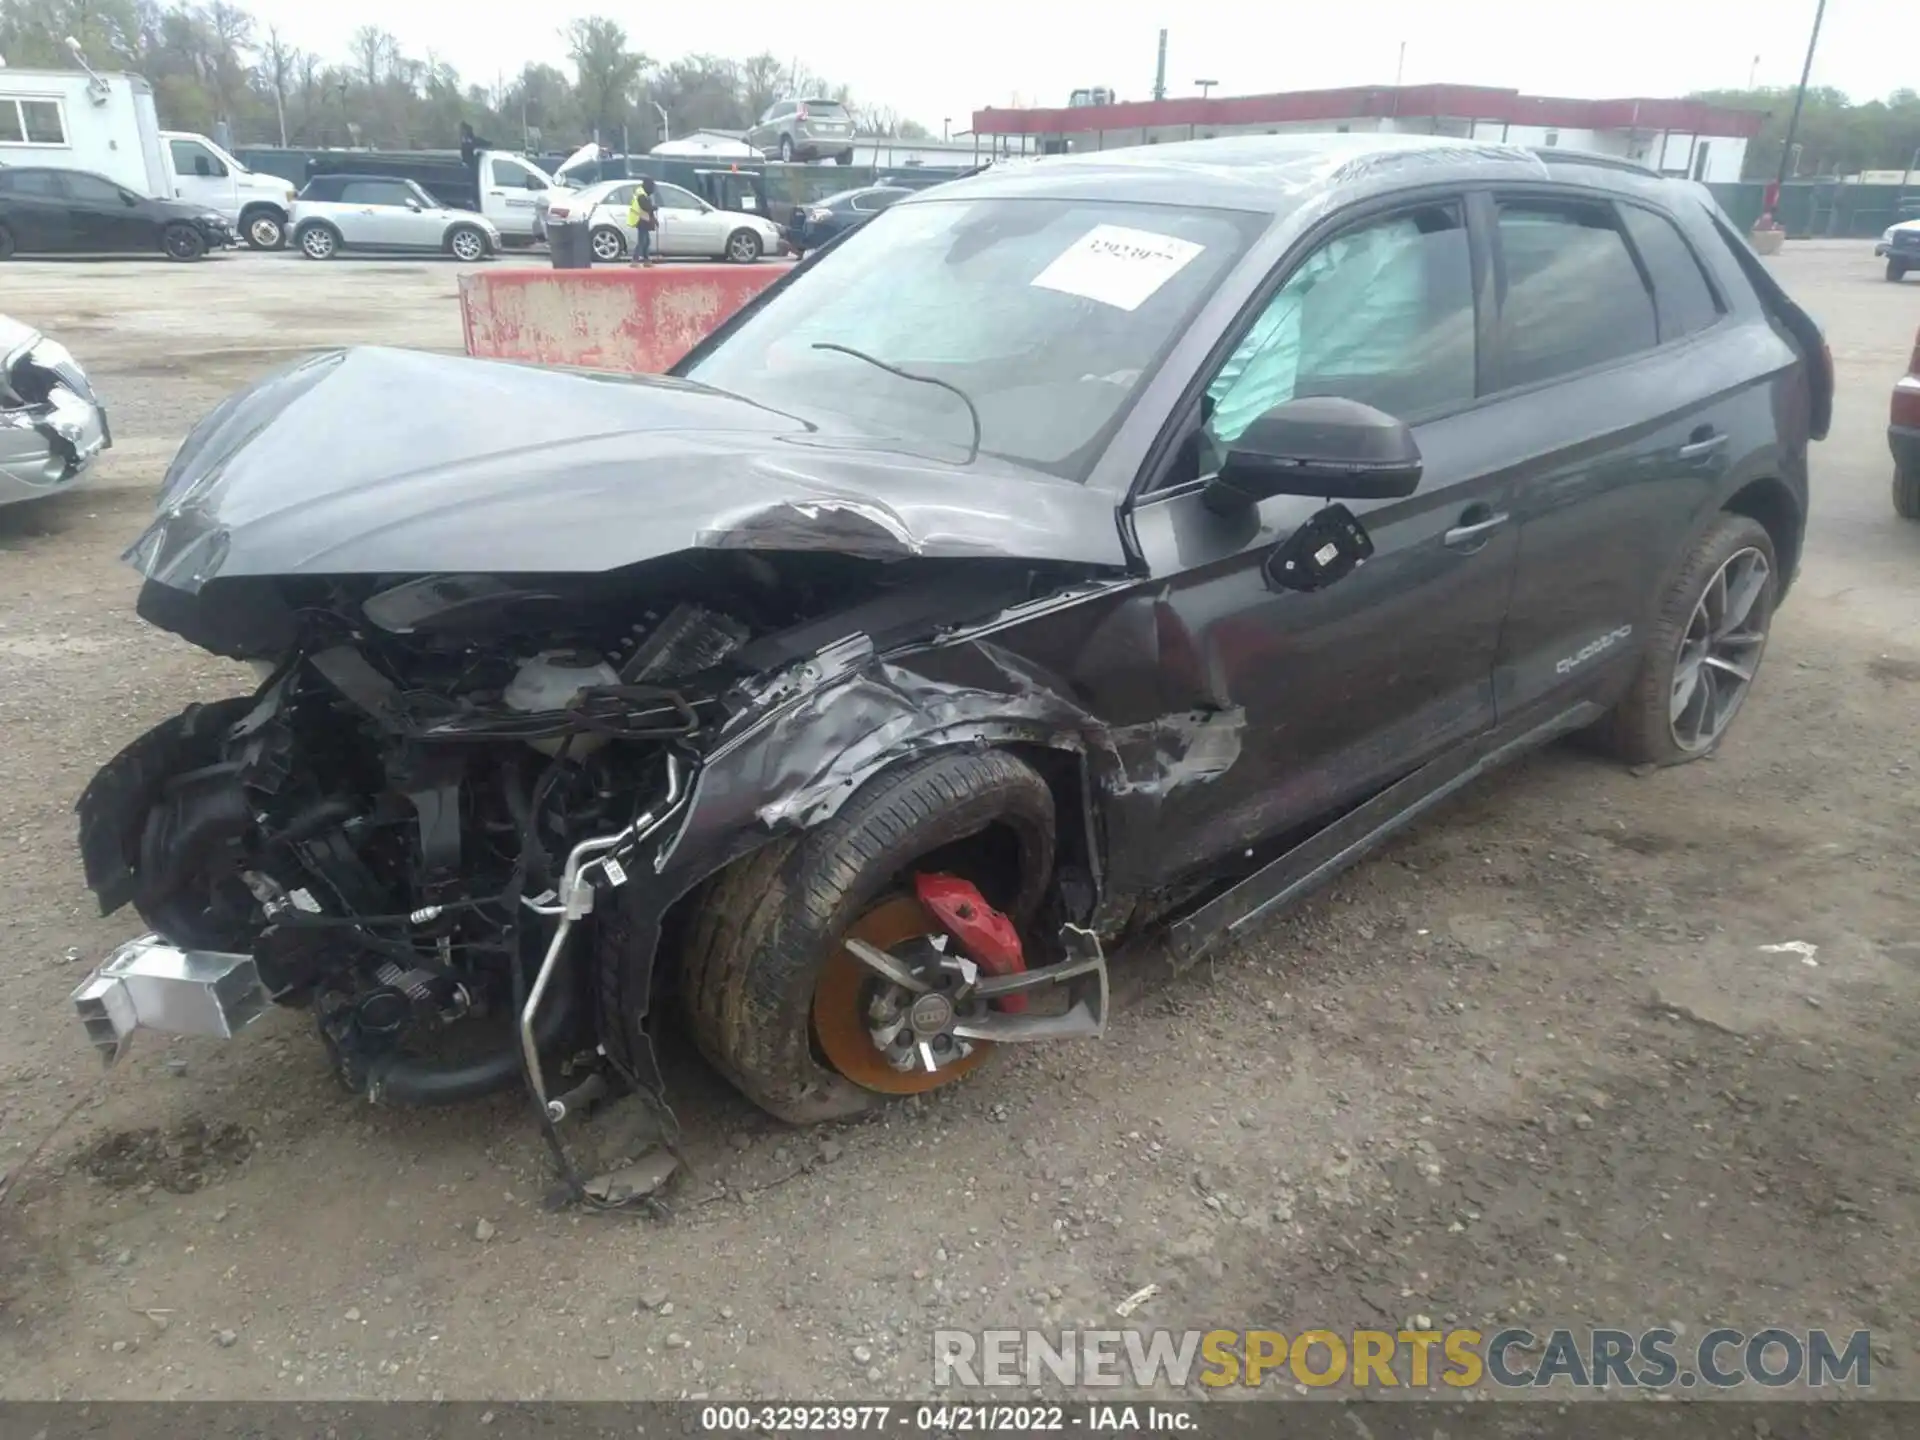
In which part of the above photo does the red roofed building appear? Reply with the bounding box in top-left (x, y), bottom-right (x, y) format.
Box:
top-left (970, 84), bottom-right (1765, 183)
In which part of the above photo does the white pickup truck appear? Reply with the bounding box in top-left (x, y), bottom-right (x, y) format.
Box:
top-left (0, 67), bottom-right (297, 248)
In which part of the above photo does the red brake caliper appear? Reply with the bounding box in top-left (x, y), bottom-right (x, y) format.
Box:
top-left (912, 873), bottom-right (1028, 1013)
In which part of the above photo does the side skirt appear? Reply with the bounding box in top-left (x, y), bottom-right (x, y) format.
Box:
top-left (1162, 700), bottom-right (1605, 968)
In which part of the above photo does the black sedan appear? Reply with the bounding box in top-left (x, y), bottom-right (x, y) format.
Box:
top-left (0, 166), bottom-right (235, 261)
top-left (785, 184), bottom-right (912, 257)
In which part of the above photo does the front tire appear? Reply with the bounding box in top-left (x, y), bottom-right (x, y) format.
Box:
top-left (297, 222), bottom-right (340, 260)
top-left (1593, 513), bottom-right (1777, 766)
top-left (836, 150), bottom-right (854, 166)
top-left (725, 227), bottom-right (763, 263)
top-left (1896, 467), bottom-right (1920, 519)
top-left (1889, 259), bottom-right (1908, 282)
top-left (162, 223), bottom-right (206, 261)
top-left (241, 207), bottom-right (285, 250)
top-left (445, 223), bottom-right (489, 262)
top-left (672, 750), bottom-right (1056, 1124)
top-left (0, 223), bottom-right (14, 261)
top-left (779, 135), bottom-right (795, 162)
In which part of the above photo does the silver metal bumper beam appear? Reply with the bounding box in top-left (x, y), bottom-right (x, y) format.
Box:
top-left (71, 935), bottom-right (268, 1065)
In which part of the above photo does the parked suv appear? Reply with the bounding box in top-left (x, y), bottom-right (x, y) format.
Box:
top-left (289, 175), bottom-right (498, 261)
top-left (75, 136), bottom-right (1831, 1141)
top-left (746, 98), bottom-right (856, 164)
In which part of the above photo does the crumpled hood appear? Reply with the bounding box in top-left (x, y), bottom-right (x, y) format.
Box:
top-left (129, 347), bottom-right (1128, 591)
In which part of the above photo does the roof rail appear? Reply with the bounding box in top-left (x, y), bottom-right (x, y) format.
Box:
top-left (1529, 148), bottom-right (1661, 178)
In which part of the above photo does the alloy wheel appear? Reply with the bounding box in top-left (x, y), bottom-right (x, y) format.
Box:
top-left (727, 232), bottom-right (760, 262)
top-left (450, 229), bottom-right (485, 262)
top-left (811, 895), bottom-right (993, 1095)
top-left (1670, 545), bottom-right (1771, 753)
top-left (163, 226), bottom-right (203, 260)
top-left (591, 228), bottom-right (623, 261)
top-left (301, 228), bottom-right (335, 259)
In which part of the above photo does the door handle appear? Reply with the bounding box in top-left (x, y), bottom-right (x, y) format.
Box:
top-left (1678, 430), bottom-right (1727, 461)
top-left (1443, 510), bottom-right (1509, 549)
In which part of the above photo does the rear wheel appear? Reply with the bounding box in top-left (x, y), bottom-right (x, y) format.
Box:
top-left (0, 223), bottom-right (14, 261)
top-left (297, 222), bottom-right (340, 260)
top-left (1592, 513), bottom-right (1777, 766)
top-left (162, 223), bottom-right (206, 261)
top-left (779, 135), bottom-right (795, 162)
top-left (836, 150), bottom-right (854, 166)
top-left (725, 227), bottom-right (762, 263)
top-left (589, 225), bottom-right (626, 262)
top-left (672, 750), bottom-right (1055, 1123)
top-left (1896, 467), bottom-right (1920, 519)
top-left (1889, 259), bottom-right (1908, 282)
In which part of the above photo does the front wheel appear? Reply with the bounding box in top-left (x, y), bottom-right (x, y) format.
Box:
top-left (445, 223), bottom-right (489, 262)
top-left (162, 223), bottom-right (206, 261)
top-left (1592, 513), bottom-right (1777, 766)
top-left (779, 135), bottom-right (795, 162)
top-left (242, 208), bottom-right (285, 250)
top-left (1896, 467), bottom-right (1920, 519)
top-left (669, 750), bottom-right (1056, 1124)
top-left (1889, 259), bottom-right (1908, 282)
top-left (0, 223), bottom-right (14, 261)
top-left (725, 228), bottom-right (763, 263)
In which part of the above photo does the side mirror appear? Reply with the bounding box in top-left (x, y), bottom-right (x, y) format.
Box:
top-left (1203, 396), bottom-right (1423, 515)
top-left (406, 198), bottom-right (423, 211)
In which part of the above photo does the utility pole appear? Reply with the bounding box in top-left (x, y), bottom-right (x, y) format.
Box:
top-left (1772, 0), bottom-right (1828, 202)
top-left (1395, 41), bottom-right (1406, 87)
top-left (1748, 54), bottom-right (1760, 89)
top-left (1195, 79), bottom-right (1217, 99)
top-left (1152, 29), bottom-right (1167, 102)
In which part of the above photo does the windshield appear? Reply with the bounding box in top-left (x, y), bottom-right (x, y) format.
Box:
top-left (683, 197), bottom-right (1264, 478)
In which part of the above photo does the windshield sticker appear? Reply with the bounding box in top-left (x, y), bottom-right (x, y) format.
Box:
top-left (1030, 225), bottom-right (1206, 311)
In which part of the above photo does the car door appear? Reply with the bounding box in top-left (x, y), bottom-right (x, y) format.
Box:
top-left (485, 157), bottom-right (546, 237)
top-left (0, 170), bottom-right (73, 252)
top-left (654, 183), bottom-right (718, 256)
top-left (1483, 192), bottom-right (1753, 722)
top-left (338, 180), bottom-right (413, 246)
top-left (1125, 195), bottom-right (1520, 884)
top-left (61, 171), bottom-right (153, 252)
top-left (167, 136), bottom-right (231, 213)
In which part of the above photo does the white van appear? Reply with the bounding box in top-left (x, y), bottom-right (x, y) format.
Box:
top-left (0, 69), bottom-right (296, 248)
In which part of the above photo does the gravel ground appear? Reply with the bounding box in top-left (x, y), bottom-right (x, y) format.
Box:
top-left (0, 244), bottom-right (1913, 1402)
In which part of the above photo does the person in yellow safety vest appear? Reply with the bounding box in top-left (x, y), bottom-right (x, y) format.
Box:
top-left (626, 179), bottom-right (658, 267)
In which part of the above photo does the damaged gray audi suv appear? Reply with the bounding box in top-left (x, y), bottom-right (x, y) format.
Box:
top-left (73, 135), bottom-right (1828, 1185)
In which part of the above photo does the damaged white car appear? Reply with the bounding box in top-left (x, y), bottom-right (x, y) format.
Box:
top-left (0, 317), bottom-right (110, 507)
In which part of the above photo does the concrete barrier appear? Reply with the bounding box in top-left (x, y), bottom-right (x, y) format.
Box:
top-left (458, 263), bottom-right (790, 373)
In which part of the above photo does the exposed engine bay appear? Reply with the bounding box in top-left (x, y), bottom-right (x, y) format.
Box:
top-left (76, 547), bottom-right (1114, 1204)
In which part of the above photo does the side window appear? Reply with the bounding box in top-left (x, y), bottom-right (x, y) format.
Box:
top-left (62, 172), bottom-right (126, 206)
top-left (340, 181), bottom-right (409, 206)
top-left (1204, 203), bottom-right (1477, 449)
top-left (1618, 205), bottom-right (1723, 341)
top-left (655, 184), bottom-right (702, 211)
top-left (169, 138), bottom-right (227, 178)
top-left (6, 170), bottom-right (63, 198)
top-left (489, 158), bottom-right (537, 188)
top-left (1493, 201), bottom-right (1656, 386)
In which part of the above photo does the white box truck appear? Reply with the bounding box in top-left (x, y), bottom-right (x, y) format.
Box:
top-left (0, 67), bottom-right (298, 248)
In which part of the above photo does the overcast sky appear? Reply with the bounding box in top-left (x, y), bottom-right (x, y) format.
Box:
top-left (238, 0), bottom-right (1886, 132)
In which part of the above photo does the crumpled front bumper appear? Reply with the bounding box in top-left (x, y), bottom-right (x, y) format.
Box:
top-left (71, 935), bottom-right (268, 1064)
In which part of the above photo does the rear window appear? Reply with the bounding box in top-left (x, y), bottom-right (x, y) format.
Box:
top-left (803, 101), bottom-right (848, 117)
top-left (1618, 204), bottom-right (1722, 341)
top-left (1494, 200), bottom-right (1657, 387)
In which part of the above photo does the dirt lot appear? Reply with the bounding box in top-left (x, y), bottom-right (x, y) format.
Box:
top-left (0, 244), bottom-right (1914, 1403)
